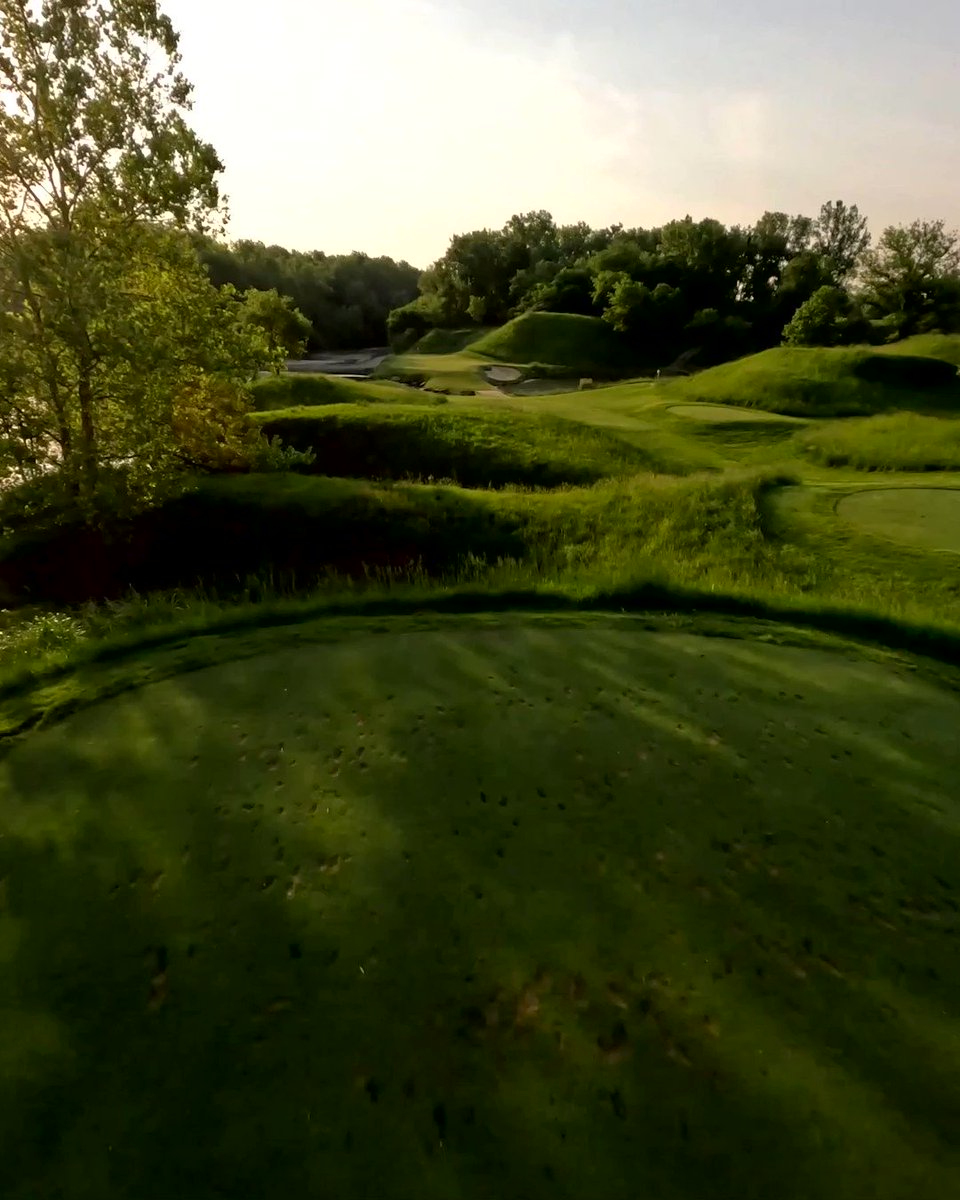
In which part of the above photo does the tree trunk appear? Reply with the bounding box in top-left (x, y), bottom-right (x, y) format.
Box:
top-left (76, 366), bottom-right (98, 501)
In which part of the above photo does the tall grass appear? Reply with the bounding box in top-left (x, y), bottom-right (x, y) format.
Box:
top-left (797, 412), bottom-right (960, 471)
top-left (253, 403), bottom-right (711, 487)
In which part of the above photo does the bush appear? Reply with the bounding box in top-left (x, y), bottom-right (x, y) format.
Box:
top-left (386, 297), bottom-right (445, 352)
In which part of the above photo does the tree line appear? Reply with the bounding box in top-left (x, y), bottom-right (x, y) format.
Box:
top-left (196, 239), bottom-right (420, 352)
top-left (387, 207), bottom-right (960, 363)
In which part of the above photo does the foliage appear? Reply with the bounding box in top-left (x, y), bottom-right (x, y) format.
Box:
top-left (860, 220), bottom-right (960, 337)
top-left (199, 239), bottom-right (420, 351)
top-left (0, 0), bottom-right (276, 512)
top-left (239, 288), bottom-right (313, 357)
top-left (392, 201), bottom-right (881, 370)
top-left (782, 286), bottom-right (871, 347)
top-left (796, 412), bottom-right (960, 471)
top-left (386, 294), bottom-right (445, 352)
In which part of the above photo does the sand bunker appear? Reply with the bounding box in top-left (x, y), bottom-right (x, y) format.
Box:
top-left (485, 366), bottom-right (523, 384)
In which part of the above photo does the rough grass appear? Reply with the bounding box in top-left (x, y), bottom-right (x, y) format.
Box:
top-left (471, 312), bottom-right (634, 375)
top-left (249, 373), bottom-right (420, 411)
top-left (254, 404), bottom-right (716, 488)
top-left (665, 347), bottom-right (960, 416)
top-left (2, 615), bottom-right (960, 1199)
top-left (798, 413), bottom-right (960, 471)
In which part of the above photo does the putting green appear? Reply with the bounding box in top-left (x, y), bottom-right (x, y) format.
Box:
top-left (837, 488), bottom-right (960, 553)
top-left (668, 404), bottom-right (805, 424)
top-left (2, 620), bottom-right (960, 1199)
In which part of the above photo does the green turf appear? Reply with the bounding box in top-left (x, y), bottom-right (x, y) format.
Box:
top-left (375, 349), bottom-right (490, 395)
top-left (877, 333), bottom-right (960, 368)
top-left (664, 347), bottom-right (960, 417)
top-left (797, 413), bottom-right (960, 471)
top-left (250, 373), bottom-right (418, 412)
top-left (254, 403), bottom-right (717, 488)
top-left (412, 327), bottom-right (490, 355)
top-left (668, 404), bottom-right (806, 425)
top-left (2, 616), bottom-right (959, 1199)
top-left (470, 313), bottom-right (635, 375)
top-left (836, 487), bottom-right (960, 553)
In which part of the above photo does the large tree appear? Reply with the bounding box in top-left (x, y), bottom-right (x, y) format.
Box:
top-left (812, 200), bottom-right (870, 282)
top-left (0, 0), bottom-right (273, 508)
top-left (861, 220), bottom-right (960, 337)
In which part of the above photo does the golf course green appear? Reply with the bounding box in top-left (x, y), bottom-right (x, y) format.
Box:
top-left (2, 616), bottom-right (959, 1199)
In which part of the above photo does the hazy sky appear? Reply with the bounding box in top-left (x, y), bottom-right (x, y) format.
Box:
top-left (161, 0), bottom-right (960, 266)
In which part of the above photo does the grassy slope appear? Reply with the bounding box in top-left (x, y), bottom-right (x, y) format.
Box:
top-left (878, 333), bottom-right (960, 367)
top-left (471, 312), bottom-right (633, 374)
top-left (664, 346), bottom-right (960, 416)
top-left (249, 373), bottom-right (420, 411)
top-left (2, 616), bottom-right (959, 1199)
top-left (412, 327), bottom-right (489, 354)
top-left (254, 403), bottom-right (717, 487)
top-left (797, 413), bottom-right (960, 471)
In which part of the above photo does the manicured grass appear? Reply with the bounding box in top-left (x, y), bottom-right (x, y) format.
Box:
top-left (798, 413), bottom-right (960, 471)
top-left (2, 616), bottom-right (960, 1199)
top-left (471, 312), bottom-right (634, 375)
top-left (376, 350), bottom-right (489, 395)
top-left (254, 404), bottom-right (717, 488)
top-left (664, 347), bottom-right (960, 417)
top-left (668, 404), bottom-right (806, 425)
top-left (250, 373), bottom-right (418, 411)
top-left (836, 487), bottom-right (960, 553)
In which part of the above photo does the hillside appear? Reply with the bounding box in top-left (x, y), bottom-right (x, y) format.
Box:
top-left (470, 312), bottom-right (634, 375)
top-left (665, 346), bottom-right (960, 416)
top-left (878, 333), bottom-right (960, 368)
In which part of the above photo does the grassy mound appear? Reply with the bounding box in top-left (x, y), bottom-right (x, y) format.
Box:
top-left (471, 313), bottom-right (633, 375)
top-left (250, 373), bottom-right (418, 412)
top-left (0, 475), bottom-right (532, 603)
top-left (836, 487), bottom-right (960, 552)
top-left (2, 617), bottom-right (960, 1199)
top-left (668, 404), bottom-right (805, 425)
top-left (798, 413), bottom-right (960, 471)
top-left (412, 327), bottom-right (488, 355)
top-left (878, 333), bottom-right (960, 368)
top-left (255, 404), bottom-right (703, 487)
top-left (666, 347), bottom-right (960, 416)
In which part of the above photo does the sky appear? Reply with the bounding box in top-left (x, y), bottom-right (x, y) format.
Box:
top-left (161, 0), bottom-right (960, 267)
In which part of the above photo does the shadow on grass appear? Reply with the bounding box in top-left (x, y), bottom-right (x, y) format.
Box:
top-left (1, 626), bottom-right (959, 1198)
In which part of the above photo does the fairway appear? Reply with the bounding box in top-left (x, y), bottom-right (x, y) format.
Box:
top-left (2, 618), bottom-right (960, 1199)
top-left (837, 488), bottom-right (960, 553)
top-left (668, 404), bottom-right (806, 424)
